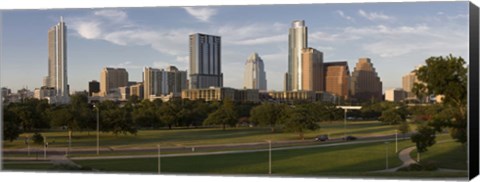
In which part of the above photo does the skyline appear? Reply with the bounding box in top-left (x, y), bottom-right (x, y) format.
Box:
top-left (1, 2), bottom-right (469, 93)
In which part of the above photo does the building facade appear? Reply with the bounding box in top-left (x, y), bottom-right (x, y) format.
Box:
top-left (181, 87), bottom-right (259, 103)
top-left (43, 17), bottom-right (69, 103)
top-left (350, 58), bottom-right (383, 102)
top-left (323, 62), bottom-right (350, 100)
top-left (130, 83), bottom-right (144, 100)
top-left (88, 80), bottom-right (100, 96)
top-left (100, 67), bottom-right (129, 96)
top-left (143, 66), bottom-right (187, 100)
top-left (286, 20), bottom-right (308, 91)
top-left (189, 33), bottom-right (223, 89)
top-left (301, 48), bottom-right (323, 91)
top-left (384, 88), bottom-right (406, 102)
top-left (402, 70), bottom-right (419, 100)
top-left (243, 52), bottom-right (267, 91)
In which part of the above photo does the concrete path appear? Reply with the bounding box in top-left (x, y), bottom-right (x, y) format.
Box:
top-left (372, 146), bottom-right (417, 172)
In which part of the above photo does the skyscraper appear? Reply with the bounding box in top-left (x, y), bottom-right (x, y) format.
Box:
top-left (43, 17), bottom-right (69, 103)
top-left (324, 61), bottom-right (350, 100)
top-left (143, 66), bottom-right (187, 100)
top-left (350, 58), bottom-right (383, 102)
top-left (189, 33), bottom-right (223, 89)
top-left (243, 52), bottom-right (267, 91)
top-left (100, 67), bottom-right (129, 96)
top-left (301, 48), bottom-right (323, 91)
top-left (286, 20), bottom-right (308, 91)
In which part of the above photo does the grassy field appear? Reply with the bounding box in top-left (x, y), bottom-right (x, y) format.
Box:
top-left (72, 140), bottom-right (415, 175)
top-left (3, 161), bottom-right (55, 171)
top-left (3, 121), bottom-right (416, 150)
top-left (409, 139), bottom-right (467, 170)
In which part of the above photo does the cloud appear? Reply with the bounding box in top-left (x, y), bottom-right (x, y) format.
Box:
top-left (94, 9), bottom-right (127, 22)
top-left (336, 10), bottom-right (354, 22)
top-left (69, 10), bottom-right (192, 59)
top-left (218, 23), bottom-right (288, 45)
top-left (358, 9), bottom-right (393, 21)
top-left (183, 7), bottom-right (217, 22)
top-left (71, 21), bottom-right (102, 39)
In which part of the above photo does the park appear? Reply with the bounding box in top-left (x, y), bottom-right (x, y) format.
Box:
top-left (2, 55), bottom-right (469, 179)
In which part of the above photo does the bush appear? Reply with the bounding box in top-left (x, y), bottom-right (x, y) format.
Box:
top-left (31, 132), bottom-right (44, 145)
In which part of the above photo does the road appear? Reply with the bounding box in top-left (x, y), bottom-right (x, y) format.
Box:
top-left (3, 133), bottom-right (411, 161)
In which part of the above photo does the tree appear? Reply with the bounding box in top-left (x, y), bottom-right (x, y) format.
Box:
top-left (250, 103), bottom-right (285, 132)
top-left (411, 124), bottom-right (436, 161)
top-left (281, 106), bottom-right (320, 140)
top-left (379, 108), bottom-right (404, 125)
top-left (3, 109), bottom-right (22, 142)
top-left (412, 55), bottom-right (467, 143)
top-left (203, 99), bottom-right (238, 130)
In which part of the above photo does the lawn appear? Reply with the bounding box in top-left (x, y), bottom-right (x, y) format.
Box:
top-left (3, 121), bottom-right (416, 150)
top-left (3, 161), bottom-right (55, 171)
top-left (409, 138), bottom-right (467, 170)
top-left (74, 139), bottom-right (415, 176)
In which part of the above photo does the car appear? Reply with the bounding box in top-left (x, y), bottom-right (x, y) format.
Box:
top-left (343, 136), bottom-right (357, 141)
top-left (315, 135), bottom-right (329, 141)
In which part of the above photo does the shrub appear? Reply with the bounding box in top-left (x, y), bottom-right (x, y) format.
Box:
top-left (31, 132), bottom-right (44, 145)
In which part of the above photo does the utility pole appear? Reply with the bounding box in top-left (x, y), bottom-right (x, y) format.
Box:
top-left (158, 144), bottom-right (161, 174)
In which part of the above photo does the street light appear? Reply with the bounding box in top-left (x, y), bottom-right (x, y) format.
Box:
top-left (385, 141), bottom-right (389, 170)
top-left (93, 104), bottom-right (100, 155)
top-left (336, 106), bottom-right (361, 140)
top-left (395, 129), bottom-right (398, 153)
top-left (44, 136), bottom-right (48, 160)
top-left (267, 140), bottom-right (272, 175)
top-left (157, 144), bottom-right (161, 174)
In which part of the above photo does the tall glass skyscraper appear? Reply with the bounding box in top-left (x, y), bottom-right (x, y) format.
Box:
top-left (44, 17), bottom-right (69, 103)
top-left (243, 52), bottom-right (267, 91)
top-left (189, 33), bottom-right (223, 89)
top-left (286, 20), bottom-right (308, 91)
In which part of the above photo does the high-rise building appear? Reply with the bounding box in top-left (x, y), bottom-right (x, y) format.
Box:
top-left (88, 80), bottom-right (100, 96)
top-left (143, 66), bottom-right (187, 100)
top-left (402, 70), bottom-right (420, 99)
top-left (189, 33), bottom-right (223, 89)
top-left (301, 48), bottom-right (323, 91)
top-left (323, 61), bottom-right (350, 100)
top-left (350, 58), bottom-right (383, 102)
top-left (100, 67), bottom-right (129, 96)
top-left (243, 52), bottom-right (267, 91)
top-left (286, 20), bottom-right (308, 91)
top-left (43, 17), bottom-right (69, 103)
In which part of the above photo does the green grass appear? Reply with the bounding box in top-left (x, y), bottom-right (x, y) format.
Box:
top-left (3, 121), bottom-right (415, 150)
top-left (74, 140), bottom-right (415, 176)
top-left (3, 161), bottom-right (55, 171)
top-left (409, 139), bottom-right (467, 170)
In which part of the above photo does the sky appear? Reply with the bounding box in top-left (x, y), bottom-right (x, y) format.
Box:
top-left (0, 1), bottom-right (470, 93)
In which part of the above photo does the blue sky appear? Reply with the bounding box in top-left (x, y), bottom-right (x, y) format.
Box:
top-left (1, 2), bottom-right (469, 93)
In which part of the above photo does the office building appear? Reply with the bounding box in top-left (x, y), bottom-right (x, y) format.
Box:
top-left (323, 61), bottom-right (350, 100)
top-left (301, 48), bottom-right (323, 91)
top-left (130, 83), bottom-right (144, 100)
top-left (385, 88), bottom-right (406, 102)
top-left (286, 20), bottom-right (308, 91)
top-left (182, 87), bottom-right (259, 103)
top-left (100, 67), bottom-right (129, 96)
top-left (143, 66), bottom-right (187, 100)
top-left (402, 70), bottom-right (420, 100)
top-left (88, 80), bottom-right (100, 96)
top-left (243, 52), bottom-right (267, 91)
top-left (350, 58), bottom-right (383, 102)
top-left (189, 33), bottom-right (223, 89)
top-left (43, 17), bottom-right (69, 103)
